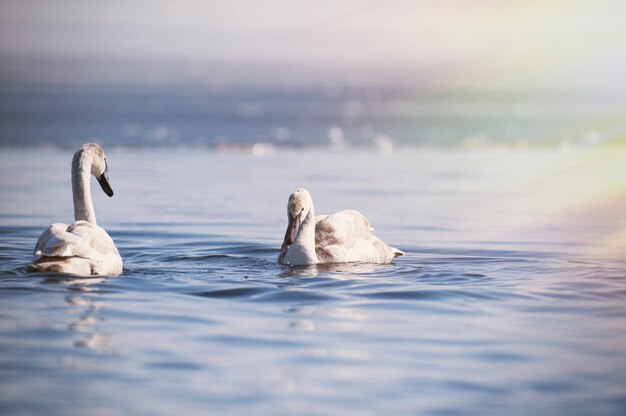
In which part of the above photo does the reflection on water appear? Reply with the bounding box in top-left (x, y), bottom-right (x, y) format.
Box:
top-left (1, 148), bottom-right (625, 415)
top-left (66, 288), bottom-right (110, 352)
top-left (33, 274), bottom-right (113, 352)
top-left (278, 262), bottom-right (382, 278)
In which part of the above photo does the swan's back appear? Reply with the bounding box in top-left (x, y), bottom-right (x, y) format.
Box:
top-left (315, 209), bottom-right (402, 263)
top-left (29, 221), bottom-right (122, 276)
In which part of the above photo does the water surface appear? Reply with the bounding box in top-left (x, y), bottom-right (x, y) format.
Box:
top-left (1, 148), bottom-right (625, 415)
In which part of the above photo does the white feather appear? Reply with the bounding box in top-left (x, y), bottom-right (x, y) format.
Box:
top-left (28, 144), bottom-right (122, 276)
top-left (279, 189), bottom-right (403, 265)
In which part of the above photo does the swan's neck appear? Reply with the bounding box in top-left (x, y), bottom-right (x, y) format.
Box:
top-left (290, 209), bottom-right (318, 264)
top-left (71, 151), bottom-right (97, 225)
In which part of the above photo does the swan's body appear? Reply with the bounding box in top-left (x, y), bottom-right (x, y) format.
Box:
top-left (28, 143), bottom-right (122, 276)
top-left (278, 188), bottom-right (404, 265)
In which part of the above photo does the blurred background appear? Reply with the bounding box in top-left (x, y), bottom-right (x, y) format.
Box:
top-left (2, 4), bottom-right (626, 414)
top-left (1, 0), bottom-right (625, 150)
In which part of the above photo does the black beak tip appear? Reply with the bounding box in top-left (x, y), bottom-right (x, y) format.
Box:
top-left (98, 175), bottom-right (114, 197)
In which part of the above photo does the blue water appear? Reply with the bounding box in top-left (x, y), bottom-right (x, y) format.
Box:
top-left (1, 148), bottom-right (625, 415)
top-left (2, 84), bottom-right (624, 149)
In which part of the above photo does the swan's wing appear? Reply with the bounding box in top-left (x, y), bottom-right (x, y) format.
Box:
top-left (31, 221), bottom-right (121, 275)
top-left (315, 215), bottom-right (329, 223)
top-left (315, 210), bottom-right (402, 263)
top-left (315, 209), bottom-right (371, 249)
top-left (33, 223), bottom-right (78, 260)
top-left (65, 221), bottom-right (120, 260)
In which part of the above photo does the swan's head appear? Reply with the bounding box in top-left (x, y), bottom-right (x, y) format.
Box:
top-left (78, 143), bottom-right (114, 197)
top-left (283, 188), bottom-right (313, 246)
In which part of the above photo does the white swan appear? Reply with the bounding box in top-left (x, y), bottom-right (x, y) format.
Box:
top-left (27, 143), bottom-right (123, 276)
top-left (278, 188), bottom-right (404, 265)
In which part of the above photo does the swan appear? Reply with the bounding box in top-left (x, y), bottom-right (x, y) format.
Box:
top-left (27, 143), bottom-right (123, 276)
top-left (278, 188), bottom-right (404, 265)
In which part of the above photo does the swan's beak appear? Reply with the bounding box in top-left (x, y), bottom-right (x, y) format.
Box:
top-left (98, 173), bottom-right (114, 197)
top-left (97, 163), bottom-right (114, 197)
top-left (283, 213), bottom-right (301, 246)
top-left (97, 157), bottom-right (113, 196)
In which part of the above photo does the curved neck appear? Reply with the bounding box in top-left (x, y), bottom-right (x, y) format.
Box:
top-left (71, 150), bottom-right (97, 225)
top-left (292, 206), bottom-right (318, 263)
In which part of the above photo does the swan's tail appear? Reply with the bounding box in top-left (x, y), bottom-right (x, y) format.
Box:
top-left (391, 247), bottom-right (405, 257)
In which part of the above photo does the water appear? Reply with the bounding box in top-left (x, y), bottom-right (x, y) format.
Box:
top-left (2, 84), bottom-right (625, 149)
top-left (1, 147), bottom-right (626, 415)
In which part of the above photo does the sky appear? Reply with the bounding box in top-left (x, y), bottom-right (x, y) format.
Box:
top-left (1, 0), bottom-right (626, 91)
